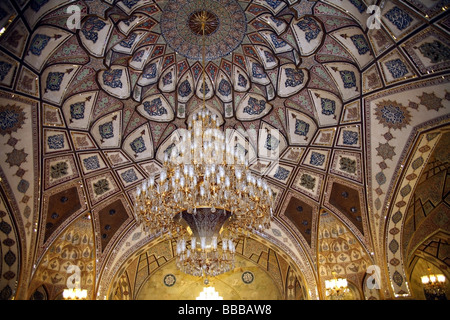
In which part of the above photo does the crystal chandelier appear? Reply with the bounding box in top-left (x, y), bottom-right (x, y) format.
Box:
top-left (324, 272), bottom-right (350, 299)
top-left (421, 267), bottom-right (447, 300)
top-left (133, 10), bottom-right (274, 278)
top-left (63, 288), bottom-right (88, 300)
top-left (196, 286), bottom-right (223, 300)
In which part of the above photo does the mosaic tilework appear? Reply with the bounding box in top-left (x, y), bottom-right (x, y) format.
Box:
top-left (0, 0), bottom-right (449, 301)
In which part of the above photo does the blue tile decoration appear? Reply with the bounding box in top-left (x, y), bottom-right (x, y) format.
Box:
top-left (103, 69), bottom-right (123, 88)
top-left (199, 82), bottom-right (210, 96)
top-left (252, 62), bottom-right (267, 79)
top-left (29, 34), bottom-right (51, 56)
top-left (285, 68), bottom-right (304, 87)
top-left (218, 79), bottom-right (231, 96)
top-left (142, 63), bottom-right (157, 80)
top-left (384, 6), bottom-right (413, 31)
top-left (243, 97), bottom-right (266, 115)
top-left (296, 17), bottom-right (321, 43)
top-left (342, 130), bottom-right (359, 145)
top-left (81, 16), bottom-right (106, 43)
top-left (294, 119), bottom-right (310, 136)
top-left (264, 0), bottom-right (283, 10)
top-left (273, 166), bottom-right (290, 181)
top-left (385, 59), bottom-right (409, 79)
top-left (309, 151), bottom-right (325, 166)
top-left (83, 156), bottom-right (100, 170)
top-left (237, 74), bottom-right (247, 88)
top-left (46, 72), bottom-right (65, 91)
top-left (119, 33), bottom-right (137, 48)
top-left (339, 70), bottom-right (357, 88)
top-left (123, 16), bottom-right (137, 27)
top-left (121, 168), bottom-right (138, 183)
top-left (132, 50), bottom-right (145, 62)
top-left (270, 16), bottom-right (283, 27)
top-left (350, 34), bottom-right (370, 55)
top-left (349, 0), bottom-right (367, 13)
top-left (265, 133), bottom-right (280, 151)
top-left (99, 121), bottom-right (114, 140)
top-left (162, 71), bottom-right (173, 86)
top-left (379, 104), bottom-right (406, 126)
top-left (418, 41), bottom-right (450, 64)
top-left (143, 98), bottom-right (167, 116)
top-left (17, 179), bottom-right (29, 193)
top-left (164, 142), bottom-right (177, 157)
top-left (70, 102), bottom-right (86, 120)
top-left (0, 105), bottom-right (25, 136)
top-left (264, 50), bottom-right (276, 63)
top-left (123, 0), bottom-right (140, 9)
top-left (178, 79), bottom-right (192, 97)
top-left (47, 134), bottom-right (65, 150)
top-left (320, 98), bottom-right (336, 116)
top-left (375, 171), bottom-right (386, 185)
top-left (130, 136), bottom-right (147, 154)
top-left (269, 33), bottom-right (287, 49)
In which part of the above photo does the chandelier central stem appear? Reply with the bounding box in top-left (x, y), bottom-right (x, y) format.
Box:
top-left (202, 15), bottom-right (206, 111)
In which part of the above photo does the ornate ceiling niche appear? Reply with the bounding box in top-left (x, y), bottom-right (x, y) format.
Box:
top-left (323, 62), bottom-right (360, 102)
top-left (330, 26), bottom-right (374, 69)
top-left (384, 127), bottom-right (448, 298)
top-left (38, 181), bottom-right (87, 257)
top-left (24, 26), bottom-right (73, 73)
top-left (28, 215), bottom-right (95, 300)
top-left (403, 132), bottom-right (450, 263)
top-left (107, 236), bottom-right (308, 300)
top-left (407, 252), bottom-right (450, 301)
top-left (91, 195), bottom-right (133, 278)
top-left (323, 176), bottom-right (371, 252)
top-left (100, 216), bottom-right (319, 300)
top-left (307, 89), bottom-right (342, 127)
top-left (317, 210), bottom-right (374, 300)
top-left (396, 131), bottom-right (450, 299)
top-left (279, 192), bottom-right (319, 256)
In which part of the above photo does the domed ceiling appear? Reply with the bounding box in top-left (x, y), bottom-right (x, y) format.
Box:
top-left (0, 0), bottom-right (449, 300)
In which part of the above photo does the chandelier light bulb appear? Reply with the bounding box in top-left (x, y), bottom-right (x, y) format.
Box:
top-left (421, 275), bottom-right (430, 284)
